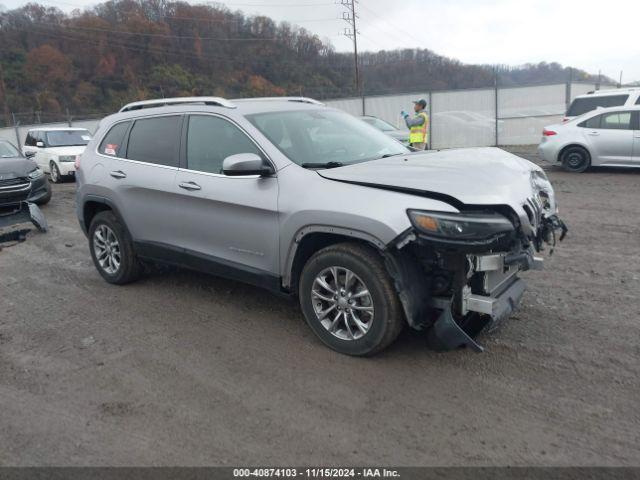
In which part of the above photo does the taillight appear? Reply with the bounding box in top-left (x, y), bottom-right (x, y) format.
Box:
top-left (543, 129), bottom-right (557, 136)
top-left (74, 155), bottom-right (81, 170)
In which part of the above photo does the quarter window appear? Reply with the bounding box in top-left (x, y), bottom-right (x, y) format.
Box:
top-left (99, 122), bottom-right (131, 157)
top-left (582, 115), bottom-right (601, 129)
top-left (126, 116), bottom-right (181, 167)
top-left (186, 115), bottom-right (262, 175)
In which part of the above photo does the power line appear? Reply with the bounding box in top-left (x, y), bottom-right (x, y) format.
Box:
top-left (29, 21), bottom-right (280, 40)
top-left (340, 0), bottom-right (362, 104)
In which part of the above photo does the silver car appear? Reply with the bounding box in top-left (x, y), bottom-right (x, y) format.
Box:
top-left (76, 96), bottom-right (566, 356)
top-left (538, 105), bottom-right (640, 172)
top-left (360, 115), bottom-right (409, 145)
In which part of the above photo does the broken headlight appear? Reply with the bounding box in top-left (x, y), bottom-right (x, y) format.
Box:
top-left (28, 168), bottom-right (44, 180)
top-left (408, 210), bottom-right (514, 241)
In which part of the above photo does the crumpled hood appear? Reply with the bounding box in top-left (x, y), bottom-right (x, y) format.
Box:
top-left (44, 146), bottom-right (86, 156)
top-left (0, 157), bottom-right (37, 178)
top-left (317, 147), bottom-right (542, 208)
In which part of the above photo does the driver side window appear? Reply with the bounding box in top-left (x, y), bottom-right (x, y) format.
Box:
top-left (186, 115), bottom-right (262, 175)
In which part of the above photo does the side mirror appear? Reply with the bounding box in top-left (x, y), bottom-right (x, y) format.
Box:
top-left (222, 153), bottom-right (274, 177)
top-left (25, 151), bottom-right (36, 158)
top-left (36, 141), bottom-right (44, 148)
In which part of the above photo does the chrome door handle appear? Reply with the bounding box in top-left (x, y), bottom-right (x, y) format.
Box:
top-left (588, 131), bottom-right (600, 136)
top-left (179, 181), bottom-right (201, 191)
top-left (110, 170), bottom-right (127, 179)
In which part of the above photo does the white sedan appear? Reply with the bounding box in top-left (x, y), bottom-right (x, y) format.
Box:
top-left (538, 105), bottom-right (640, 172)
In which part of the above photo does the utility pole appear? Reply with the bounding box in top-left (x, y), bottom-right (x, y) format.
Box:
top-left (341, 0), bottom-right (364, 114)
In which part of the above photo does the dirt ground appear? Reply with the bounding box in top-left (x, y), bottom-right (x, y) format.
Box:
top-left (0, 147), bottom-right (638, 466)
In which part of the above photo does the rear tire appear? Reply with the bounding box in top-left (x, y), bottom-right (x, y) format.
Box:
top-left (299, 242), bottom-right (404, 356)
top-left (88, 211), bottom-right (142, 285)
top-left (560, 146), bottom-right (590, 173)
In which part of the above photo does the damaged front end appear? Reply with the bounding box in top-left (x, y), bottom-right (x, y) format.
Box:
top-left (0, 178), bottom-right (48, 243)
top-left (385, 178), bottom-right (567, 352)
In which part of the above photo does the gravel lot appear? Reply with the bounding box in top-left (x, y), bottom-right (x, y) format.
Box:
top-left (0, 148), bottom-right (639, 466)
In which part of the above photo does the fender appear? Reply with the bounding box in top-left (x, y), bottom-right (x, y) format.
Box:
top-left (281, 224), bottom-right (386, 289)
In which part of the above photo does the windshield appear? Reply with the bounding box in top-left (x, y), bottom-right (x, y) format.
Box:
top-left (361, 116), bottom-right (396, 132)
top-left (0, 141), bottom-right (20, 158)
top-left (45, 130), bottom-right (92, 147)
top-left (248, 110), bottom-right (408, 167)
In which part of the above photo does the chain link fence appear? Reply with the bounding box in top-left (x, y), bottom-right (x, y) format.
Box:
top-left (0, 81), bottom-right (615, 149)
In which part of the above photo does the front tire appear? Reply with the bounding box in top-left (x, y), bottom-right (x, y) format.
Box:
top-left (299, 243), bottom-right (404, 356)
top-left (560, 146), bottom-right (590, 173)
top-left (88, 211), bottom-right (142, 284)
top-left (49, 161), bottom-right (62, 183)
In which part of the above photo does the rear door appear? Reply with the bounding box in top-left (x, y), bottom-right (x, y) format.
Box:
top-left (110, 115), bottom-right (183, 248)
top-left (582, 111), bottom-right (634, 166)
top-left (171, 113), bottom-right (280, 283)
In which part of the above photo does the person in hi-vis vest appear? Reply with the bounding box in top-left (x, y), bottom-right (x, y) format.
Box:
top-left (401, 98), bottom-right (429, 150)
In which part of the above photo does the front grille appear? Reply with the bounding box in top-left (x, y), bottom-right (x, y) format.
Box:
top-left (0, 177), bottom-right (31, 205)
top-left (523, 196), bottom-right (543, 231)
top-left (0, 177), bottom-right (28, 187)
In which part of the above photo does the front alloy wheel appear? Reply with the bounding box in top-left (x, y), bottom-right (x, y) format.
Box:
top-left (299, 243), bottom-right (404, 356)
top-left (311, 266), bottom-right (374, 340)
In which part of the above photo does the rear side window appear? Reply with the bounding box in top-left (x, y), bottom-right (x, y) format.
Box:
top-left (126, 116), bottom-right (181, 167)
top-left (567, 95), bottom-right (629, 116)
top-left (600, 112), bottom-right (632, 130)
top-left (99, 122), bottom-right (130, 157)
top-left (186, 115), bottom-right (262, 174)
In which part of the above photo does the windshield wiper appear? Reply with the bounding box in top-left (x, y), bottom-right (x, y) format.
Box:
top-left (300, 161), bottom-right (344, 169)
top-left (380, 153), bottom-right (403, 158)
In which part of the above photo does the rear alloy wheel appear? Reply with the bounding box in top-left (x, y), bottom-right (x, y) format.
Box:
top-left (88, 211), bottom-right (142, 284)
top-left (561, 146), bottom-right (590, 173)
top-left (299, 243), bottom-right (404, 356)
top-left (49, 161), bottom-right (62, 183)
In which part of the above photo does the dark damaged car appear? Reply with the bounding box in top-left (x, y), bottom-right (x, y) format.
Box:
top-left (76, 97), bottom-right (566, 356)
top-left (0, 140), bottom-right (49, 237)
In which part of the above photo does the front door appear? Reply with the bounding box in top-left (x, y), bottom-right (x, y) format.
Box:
top-left (171, 114), bottom-right (280, 286)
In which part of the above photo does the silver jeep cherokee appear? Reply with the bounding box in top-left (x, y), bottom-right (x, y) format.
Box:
top-left (76, 96), bottom-right (567, 356)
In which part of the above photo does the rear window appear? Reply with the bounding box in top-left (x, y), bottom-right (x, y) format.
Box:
top-left (567, 95), bottom-right (629, 116)
top-left (126, 116), bottom-right (181, 167)
top-left (99, 122), bottom-right (130, 157)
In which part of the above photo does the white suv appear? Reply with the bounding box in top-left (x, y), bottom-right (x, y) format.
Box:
top-left (22, 127), bottom-right (92, 183)
top-left (565, 88), bottom-right (640, 122)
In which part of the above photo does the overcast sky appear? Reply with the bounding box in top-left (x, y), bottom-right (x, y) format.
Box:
top-left (2, 0), bottom-right (639, 82)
